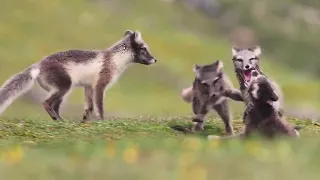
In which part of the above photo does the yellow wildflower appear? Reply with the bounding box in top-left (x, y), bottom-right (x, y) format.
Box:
top-left (208, 138), bottom-right (220, 149)
top-left (123, 146), bottom-right (139, 164)
top-left (183, 137), bottom-right (202, 152)
top-left (245, 140), bottom-right (261, 157)
top-left (3, 146), bottom-right (24, 165)
top-left (178, 152), bottom-right (197, 168)
top-left (105, 143), bottom-right (116, 159)
top-left (183, 165), bottom-right (208, 180)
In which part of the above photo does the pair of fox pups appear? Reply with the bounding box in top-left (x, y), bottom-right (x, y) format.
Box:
top-left (209, 70), bottom-right (299, 140)
top-left (0, 30), bottom-right (157, 122)
top-left (181, 46), bottom-right (299, 139)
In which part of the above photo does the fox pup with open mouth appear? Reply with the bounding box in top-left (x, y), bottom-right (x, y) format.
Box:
top-left (208, 70), bottom-right (300, 140)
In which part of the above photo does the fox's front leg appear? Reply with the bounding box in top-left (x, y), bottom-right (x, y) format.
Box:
top-left (191, 98), bottom-right (208, 131)
top-left (224, 88), bottom-right (244, 102)
top-left (93, 79), bottom-right (109, 120)
top-left (82, 86), bottom-right (94, 122)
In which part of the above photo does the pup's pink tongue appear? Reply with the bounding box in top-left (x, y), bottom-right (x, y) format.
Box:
top-left (243, 70), bottom-right (251, 82)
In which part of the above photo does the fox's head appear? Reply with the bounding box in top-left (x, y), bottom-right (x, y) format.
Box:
top-left (249, 70), bottom-right (278, 102)
top-left (193, 60), bottom-right (225, 96)
top-left (232, 46), bottom-right (261, 86)
top-left (123, 30), bottom-right (157, 65)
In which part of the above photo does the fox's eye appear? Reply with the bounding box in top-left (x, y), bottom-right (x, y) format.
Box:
top-left (236, 58), bottom-right (243, 62)
top-left (249, 57), bottom-right (257, 61)
top-left (213, 78), bottom-right (219, 84)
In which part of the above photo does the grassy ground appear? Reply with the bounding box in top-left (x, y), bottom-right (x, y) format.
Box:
top-left (0, 117), bottom-right (320, 179)
top-left (0, 0), bottom-right (319, 119)
top-left (1, 1), bottom-right (320, 179)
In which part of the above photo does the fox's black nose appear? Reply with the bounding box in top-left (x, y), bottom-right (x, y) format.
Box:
top-left (245, 65), bottom-right (250, 69)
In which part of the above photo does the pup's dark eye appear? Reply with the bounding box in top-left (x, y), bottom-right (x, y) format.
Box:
top-left (236, 58), bottom-right (243, 62)
top-left (249, 57), bottom-right (257, 61)
top-left (213, 78), bottom-right (219, 84)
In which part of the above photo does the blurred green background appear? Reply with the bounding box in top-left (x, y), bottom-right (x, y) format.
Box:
top-left (0, 0), bottom-right (319, 120)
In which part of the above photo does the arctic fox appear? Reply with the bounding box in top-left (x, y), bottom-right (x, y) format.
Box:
top-left (208, 70), bottom-right (300, 140)
top-left (0, 30), bottom-right (157, 122)
top-left (181, 60), bottom-right (243, 134)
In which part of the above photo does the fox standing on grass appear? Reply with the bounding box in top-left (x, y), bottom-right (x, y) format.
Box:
top-left (181, 60), bottom-right (243, 134)
top-left (0, 30), bottom-right (157, 122)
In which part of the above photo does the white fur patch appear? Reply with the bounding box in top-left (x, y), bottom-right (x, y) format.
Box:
top-left (135, 31), bottom-right (143, 44)
top-left (30, 68), bottom-right (40, 79)
top-left (251, 83), bottom-right (259, 99)
top-left (65, 54), bottom-right (104, 87)
top-left (216, 61), bottom-right (224, 72)
top-left (0, 67), bottom-right (40, 115)
top-left (181, 86), bottom-right (193, 103)
top-left (294, 129), bottom-right (300, 137)
top-left (106, 52), bottom-right (133, 90)
top-left (232, 47), bottom-right (239, 56)
top-left (253, 46), bottom-right (261, 57)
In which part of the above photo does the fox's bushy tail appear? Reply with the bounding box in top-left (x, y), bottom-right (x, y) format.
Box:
top-left (0, 64), bottom-right (40, 115)
top-left (180, 86), bottom-right (194, 103)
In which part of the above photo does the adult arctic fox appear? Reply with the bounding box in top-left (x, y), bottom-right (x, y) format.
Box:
top-left (0, 30), bottom-right (157, 122)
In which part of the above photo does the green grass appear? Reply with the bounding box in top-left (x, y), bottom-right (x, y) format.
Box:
top-left (1, 1), bottom-right (320, 179)
top-left (0, 117), bottom-right (320, 180)
top-left (0, 0), bottom-right (319, 119)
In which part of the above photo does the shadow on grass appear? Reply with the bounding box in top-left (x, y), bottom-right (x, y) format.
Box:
top-left (169, 123), bottom-right (223, 139)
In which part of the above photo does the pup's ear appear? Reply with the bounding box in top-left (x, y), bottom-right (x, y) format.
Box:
top-left (193, 64), bottom-right (200, 72)
top-left (215, 60), bottom-right (224, 72)
top-left (249, 46), bottom-right (261, 57)
top-left (124, 30), bottom-right (134, 36)
top-left (270, 91), bottom-right (279, 102)
top-left (232, 47), bottom-right (241, 56)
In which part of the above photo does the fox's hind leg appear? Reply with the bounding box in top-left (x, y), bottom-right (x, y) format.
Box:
top-left (213, 99), bottom-right (234, 135)
top-left (82, 86), bottom-right (94, 122)
top-left (43, 89), bottom-right (69, 120)
top-left (191, 97), bottom-right (208, 131)
top-left (38, 68), bottom-right (71, 121)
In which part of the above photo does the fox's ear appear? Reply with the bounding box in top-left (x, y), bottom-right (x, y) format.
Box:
top-left (124, 30), bottom-right (134, 36)
top-left (193, 64), bottom-right (200, 72)
top-left (232, 47), bottom-right (241, 56)
top-left (215, 60), bottom-right (224, 72)
top-left (270, 91), bottom-right (279, 102)
top-left (133, 31), bottom-right (143, 43)
top-left (249, 46), bottom-right (261, 57)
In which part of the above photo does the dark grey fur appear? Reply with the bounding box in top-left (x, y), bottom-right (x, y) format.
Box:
top-left (231, 46), bottom-right (284, 121)
top-left (208, 72), bottom-right (299, 140)
top-left (190, 60), bottom-right (243, 135)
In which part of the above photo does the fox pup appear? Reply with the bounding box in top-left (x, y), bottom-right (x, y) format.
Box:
top-left (0, 30), bottom-right (157, 122)
top-left (231, 46), bottom-right (284, 120)
top-left (185, 60), bottom-right (243, 134)
top-left (208, 70), bottom-right (299, 140)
